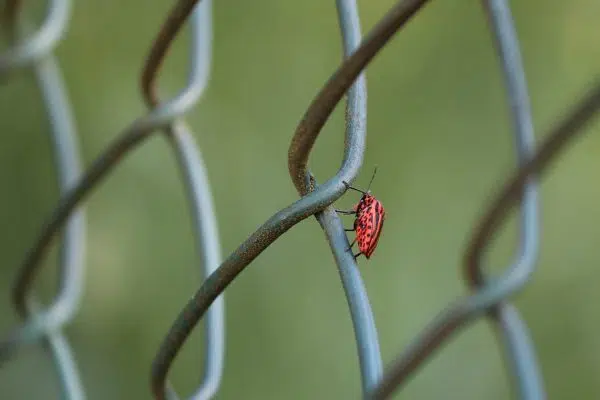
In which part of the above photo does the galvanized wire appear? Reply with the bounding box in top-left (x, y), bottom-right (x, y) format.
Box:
top-left (2, 0), bottom-right (600, 399)
top-left (368, 75), bottom-right (600, 400)
top-left (308, 0), bottom-right (382, 393)
top-left (1, 0), bottom-right (225, 399)
top-left (151, 1), bottom-right (429, 398)
top-left (0, 1), bottom-right (86, 399)
top-left (142, 2), bottom-right (227, 398)
top-left (0, 0), bottom-right (72, 74)
top-left (368, 0), bottom-right (546, 398)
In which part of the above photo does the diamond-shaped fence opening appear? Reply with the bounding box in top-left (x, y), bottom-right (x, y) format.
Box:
top-left (1, 0), bottom-right (600, 399)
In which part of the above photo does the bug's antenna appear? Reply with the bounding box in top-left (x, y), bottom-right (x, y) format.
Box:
top-left (366, 165), bottom-right (378, 192)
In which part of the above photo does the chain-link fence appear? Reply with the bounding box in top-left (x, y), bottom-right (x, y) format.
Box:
top-left (1, 0), bottom-right (600, 399)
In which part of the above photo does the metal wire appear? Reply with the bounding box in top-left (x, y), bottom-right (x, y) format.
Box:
top-left (2, 0), bottom-right (600, 399)
top-left (0, 1), bottom-right (85, 398)
top-left (368, 1), bottom-right (546, 398)
top-left (1, 0), bottom-right (225, 399)
top-left (0, 0), bottom-right (72, 75)
top-left (310, 0), bottom-right (382, 393)
top-left (142, 2), bottom-right (227, 398)
top-left (368, 76), bottom-right (600, 400)
top-left (151, 1), bottom-right (429, 398)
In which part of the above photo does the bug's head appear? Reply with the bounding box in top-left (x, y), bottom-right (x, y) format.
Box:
top-left (359, 192), bottom-right (375, 207)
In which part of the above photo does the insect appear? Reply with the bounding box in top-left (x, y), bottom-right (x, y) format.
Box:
top-left (336, 167), bottom-right (385, 260)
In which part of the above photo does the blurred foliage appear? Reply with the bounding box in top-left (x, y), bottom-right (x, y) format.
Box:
top-left (2, 0), bottom-right (600, 399)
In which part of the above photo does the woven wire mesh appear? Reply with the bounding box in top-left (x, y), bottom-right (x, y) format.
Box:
top-left (1, 0), bottom-right (600, 399)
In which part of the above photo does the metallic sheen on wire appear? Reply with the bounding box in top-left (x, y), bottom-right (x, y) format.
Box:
top-left (368, 79), bottom-right (600, 399)
top-left (151, 1), bottom-right (431, 398)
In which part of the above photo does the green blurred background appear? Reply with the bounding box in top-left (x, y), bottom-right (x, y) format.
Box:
top-left (2, 1), bottom-right (600, 399)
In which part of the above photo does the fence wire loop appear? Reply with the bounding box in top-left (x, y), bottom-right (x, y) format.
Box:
top-left (2, 0), bottom-right (225, 398)
top-left (0, 0), bottom-right (73, 76)
top-left (140, 1), bottom-right (226, 399)
top-left (368, 76), bottom-right (600, 400)
top-left (2, 0), bottom-right (600, 399)
top-left (151, 1), bottom-right (430, 398)
top-left (307, 0), bottom-right (383, 394)
top-left (0, 0), bottom-right (86, 399)
top-left (287, 0), bottom-right (430, 196)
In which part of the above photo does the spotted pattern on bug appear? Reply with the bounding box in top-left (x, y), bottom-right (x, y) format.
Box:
top-left (353, 193), bottom-right (385, 258)
top-left (335, 167), bottom-right (385, 260)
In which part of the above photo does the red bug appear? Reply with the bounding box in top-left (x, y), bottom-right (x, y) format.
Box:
top-left (336, 167), bottom-right (385, 259)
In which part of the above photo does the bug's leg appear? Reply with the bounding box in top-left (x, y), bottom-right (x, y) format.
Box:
top-left (342, 180), bottom-right (368, 195)
top-left (346, 238), bottom-right (357, 251)
top-left (335, 209), bottom-right (356, 215)
top-left (353, 252), bottom-right (362, 259)
top-left (344, 220), bottom-right (356, 231)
